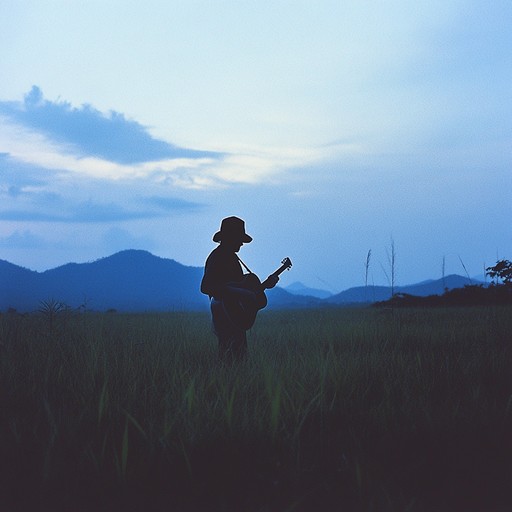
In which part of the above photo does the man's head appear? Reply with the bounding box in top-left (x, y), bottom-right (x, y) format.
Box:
top-left (213, 216), bottom-right (252, 251)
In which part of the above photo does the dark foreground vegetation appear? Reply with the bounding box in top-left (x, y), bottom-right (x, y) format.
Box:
top-left (1, 305), bottom-right (512, 511)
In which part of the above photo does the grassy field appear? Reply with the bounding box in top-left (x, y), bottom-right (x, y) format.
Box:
top-left (1, 305), bottom-right (512, 511)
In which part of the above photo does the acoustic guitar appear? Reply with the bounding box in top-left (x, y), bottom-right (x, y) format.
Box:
top-left (223, 257), bottom-right (292, 330)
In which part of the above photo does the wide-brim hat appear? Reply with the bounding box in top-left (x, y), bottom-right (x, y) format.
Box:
top-left (213, 216), bottom-right (252, 243)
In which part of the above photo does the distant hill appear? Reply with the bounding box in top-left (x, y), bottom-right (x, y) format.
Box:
top-left (266, 286), bottom-right (322, 309)
top-left (284, 281), bottom-right (332, 299)
top-left (326, 274), bottom-right (484, 305)
top-left (0, 250), bottom-right (207, 312)
top-left (0, 251), bottom-right (485, 312)
top-left (0, 260), bottom-right (38, 310)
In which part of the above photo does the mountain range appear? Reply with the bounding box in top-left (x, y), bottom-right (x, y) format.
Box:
top-left (284, 281), bottom-right (333, 299)
top-left (0, 250), bottom-right (483, 312)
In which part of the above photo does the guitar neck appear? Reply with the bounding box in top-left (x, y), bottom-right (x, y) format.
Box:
top-left (271, 263), bottom-right (290, 278)
top-left (262, 258), bottom-right (292, 289)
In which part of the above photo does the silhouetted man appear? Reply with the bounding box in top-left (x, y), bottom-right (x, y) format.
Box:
top-left (201, 216), bottom-right (278, 362)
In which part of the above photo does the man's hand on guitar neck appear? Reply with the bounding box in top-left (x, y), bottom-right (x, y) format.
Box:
top-left (262, 274), bottom-right (279, 289)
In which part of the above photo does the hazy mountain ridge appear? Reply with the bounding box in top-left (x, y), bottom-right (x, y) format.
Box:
top-left (0, 250), bottom-right (206, 312)
top-left (326, 274), bottom-right (483, 305)
top-left (0, 250), bottom-right (485, 312)
top-left (284, 281), bottom-right (333, 299)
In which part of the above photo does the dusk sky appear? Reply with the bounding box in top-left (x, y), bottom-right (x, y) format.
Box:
top-left (1, 0), bottom-right (511, 292)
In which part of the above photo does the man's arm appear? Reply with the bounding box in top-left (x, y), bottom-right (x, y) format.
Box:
top-left (200, 257), bottom-right (221, 297)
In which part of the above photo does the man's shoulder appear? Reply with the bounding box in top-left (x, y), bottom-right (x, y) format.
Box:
top-left (206, 246), bottom-right (228, 262)
top-left (206, 246), bottom-right (221, 260)
top-left (205, 246), bottom-right (237, 266)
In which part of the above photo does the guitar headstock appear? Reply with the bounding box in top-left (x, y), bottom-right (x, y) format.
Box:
top-left (281, 257), bottom-right (292, 270)
top-left (268, 257), bottom-right (293, 282)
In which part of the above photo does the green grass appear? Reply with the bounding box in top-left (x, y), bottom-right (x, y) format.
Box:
top-left (1, 306), bottom-right (512, 511)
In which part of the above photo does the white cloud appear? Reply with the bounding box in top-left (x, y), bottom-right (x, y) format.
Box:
top-left (0, 110), bottom-right (349, 189)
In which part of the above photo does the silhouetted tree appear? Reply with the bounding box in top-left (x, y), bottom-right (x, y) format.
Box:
top-left (486, 259), bottom-right (512, 285)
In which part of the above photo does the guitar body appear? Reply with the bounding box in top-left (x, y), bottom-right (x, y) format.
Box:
top-left (238, 273), bottom-right (269, 309)
top-left (222, 258), bottom-right (292, 331)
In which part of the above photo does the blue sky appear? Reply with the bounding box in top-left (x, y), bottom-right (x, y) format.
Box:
top-left (0, 0), bottom-right (511, 291)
